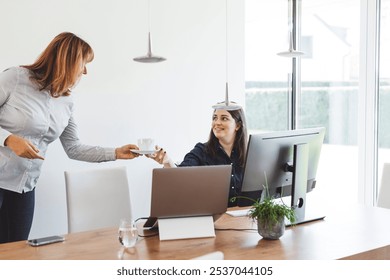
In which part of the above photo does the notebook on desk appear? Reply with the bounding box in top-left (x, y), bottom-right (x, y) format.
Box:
top-left (143, 165), bottom-right (232, 228)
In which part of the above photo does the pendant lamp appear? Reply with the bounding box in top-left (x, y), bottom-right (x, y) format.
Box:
top-left (212, 0), bottom-right (242, 111)
top-left (277, 0), bottom-right (304, 58)
top-left (133, 0), bottom-right (166, 63)
top-left (212, 83), bottom-right (242, 110)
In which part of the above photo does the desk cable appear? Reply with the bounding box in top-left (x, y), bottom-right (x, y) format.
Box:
top-left (134, 217), bottom-right (159, 238)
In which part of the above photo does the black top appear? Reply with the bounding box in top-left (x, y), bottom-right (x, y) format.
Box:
top-left (179, 142), bottom-right (243, 207)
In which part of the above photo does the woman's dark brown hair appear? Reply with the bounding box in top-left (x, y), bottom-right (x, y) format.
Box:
top-left (205, 108), bottom-right (248, 167)
top-left (22, 32), bottom-right (94, 97)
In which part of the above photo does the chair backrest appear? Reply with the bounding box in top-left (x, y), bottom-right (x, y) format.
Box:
top-left (64, 166), bottom-right (132, 233)
top-left (377, 163), bottom-right (390, 209)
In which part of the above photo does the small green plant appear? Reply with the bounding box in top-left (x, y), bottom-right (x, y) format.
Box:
top-left (231, 172), bottom-right (296, 228)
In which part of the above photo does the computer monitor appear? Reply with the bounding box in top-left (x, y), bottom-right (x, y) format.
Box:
top-left (238, 127), bottom-right (326, 225)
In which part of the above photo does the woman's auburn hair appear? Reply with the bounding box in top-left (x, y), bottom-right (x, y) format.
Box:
top-left (22, 32), bottom-right (94, 97)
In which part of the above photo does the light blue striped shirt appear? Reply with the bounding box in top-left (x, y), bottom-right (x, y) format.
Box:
top-left (0, 67), bottom-right (116, 193)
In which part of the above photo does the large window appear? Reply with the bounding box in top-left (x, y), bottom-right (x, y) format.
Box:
top-left (378, 0), bottom-right (390, 189)
top-left (245, 0), bottom-right (289, 132)
top-left (245, 0), bottom-right (360, 204)
top-left (300, 1), bottom-right (360, 203)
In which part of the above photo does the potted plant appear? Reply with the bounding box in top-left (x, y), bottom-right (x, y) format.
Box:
top-left (232, 173), bottom-right (296, 239)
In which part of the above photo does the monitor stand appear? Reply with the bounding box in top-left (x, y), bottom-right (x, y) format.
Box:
top-left (278, 195), bottom-right (326, 226)
top-left (288, 143), bottom-right (326, 225)
top-left (157, 216), bottom-right (215, 241)
top-left (285, 214), bottom-right (326, 227)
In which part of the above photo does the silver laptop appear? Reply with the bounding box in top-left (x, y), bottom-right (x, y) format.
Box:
top-left (144, 165), bottom-right (232, 228)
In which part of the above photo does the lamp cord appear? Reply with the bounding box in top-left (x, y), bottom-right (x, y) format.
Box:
top-left (148, 0), bottom-right (151, 33)
top-left (226, 0), bottom-right (228, 84)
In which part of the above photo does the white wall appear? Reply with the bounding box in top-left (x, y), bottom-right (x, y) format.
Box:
top-left (0, 0), bottom-right (244, 238)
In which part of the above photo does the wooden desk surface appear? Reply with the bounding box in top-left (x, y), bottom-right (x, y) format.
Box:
top-left (1, 204), bottom-right (390, 260)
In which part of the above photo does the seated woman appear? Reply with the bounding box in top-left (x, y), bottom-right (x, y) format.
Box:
top-left (149, 104), bottom-right (248, 207)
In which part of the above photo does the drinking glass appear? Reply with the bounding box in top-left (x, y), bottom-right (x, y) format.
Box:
top-left (118, 218), bottom-right (138, 248)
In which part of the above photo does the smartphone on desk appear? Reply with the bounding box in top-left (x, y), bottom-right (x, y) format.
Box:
top-left (27, 235), bottom-right (65, 247)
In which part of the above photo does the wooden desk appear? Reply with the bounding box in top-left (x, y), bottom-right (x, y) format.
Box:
top-left (1, 204), bottom-right (390, 260)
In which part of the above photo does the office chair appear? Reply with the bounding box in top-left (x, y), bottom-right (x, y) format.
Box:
top-left (64, 166), bottom-right (132, 233)
top-left (377, 163), bottom-right (390, 209)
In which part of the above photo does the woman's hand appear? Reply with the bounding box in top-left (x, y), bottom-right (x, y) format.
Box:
top-left (115, 144), bottom-right (141, 159)
top-left (146, 146), bottom-right (176, 167)
top-left (4, 134), bottom-right (45, 160)
top-left (147, 146), bottom-right (166, 164)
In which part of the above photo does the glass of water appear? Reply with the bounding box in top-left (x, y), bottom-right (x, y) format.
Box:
top-left (118, 218), bottom-right (138, 248)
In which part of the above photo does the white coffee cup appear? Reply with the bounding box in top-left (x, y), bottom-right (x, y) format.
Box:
top-left (137, 138), bottom-right (155, 151)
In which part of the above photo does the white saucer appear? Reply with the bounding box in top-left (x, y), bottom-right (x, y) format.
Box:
top-left (130, 149), bottom-right (158, 155)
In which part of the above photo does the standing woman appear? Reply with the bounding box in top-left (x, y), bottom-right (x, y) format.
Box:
top-left (149, 106), bottom-right (248, 207)
top-left (0, 32), bottom-right (139, 243)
